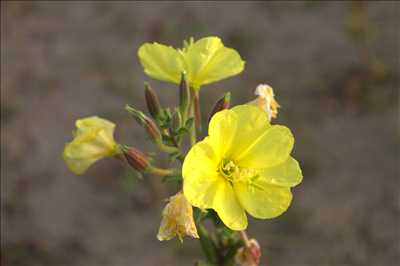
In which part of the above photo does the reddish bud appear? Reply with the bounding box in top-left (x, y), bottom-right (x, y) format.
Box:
top-left (124, 147), bottom-right (149, 172)
top-left (126, 105), bottom-right (162, 142)
top-left (208, 92), bottom-right (231, 123)
top-left (235, 239), bottom-right (261, 266)
top-left (144, 82), bottom-right (162, 119)
top-left (143, 116), bottom-right (162, 142)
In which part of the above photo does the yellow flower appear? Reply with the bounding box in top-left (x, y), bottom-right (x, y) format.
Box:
top-left (157, 192), bottom-right (199, 241)
top-left (63, 116), bottom-right (120, 175)
top-left (138, 36), bottom-right (245, 90)
top-left (182, 105), bottom-right (302, 230)
top-left (249, 84), bottom-right (280, 121)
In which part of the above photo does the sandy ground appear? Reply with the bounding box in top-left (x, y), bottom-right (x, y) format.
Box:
top-left (1, 1), bottom-right (399, 265)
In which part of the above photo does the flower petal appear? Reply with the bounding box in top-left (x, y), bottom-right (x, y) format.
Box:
top-left (183, 137), bottom-right (221, 209)
top-left (182, 137), bottom-right (247, 230)
top-left (213, 180), bottom-right (248, 231)
top-left (234, 180), bottom-right (293, 219)
top-left (236, 125), bottom-right (294, 169)
top-left (138, 42), bottom-right (184, 84)
top-left (260, 157), bottom-right (303, 187)
top-left (184, 37), bottom-right (245, 89)
top-left (228, 105), bottom-right (270, 160)
top-left (208, 109), bottom-right (238, 158)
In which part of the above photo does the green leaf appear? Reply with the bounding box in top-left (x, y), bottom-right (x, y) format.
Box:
top-left (185, 117), bottom-right (195, 129)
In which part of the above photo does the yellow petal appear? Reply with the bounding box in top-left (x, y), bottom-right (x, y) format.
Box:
top-left (208, 109), bottom-right (238, 158)
top-left (63, 116), bottom-right (119, 175)
top-left (138, 42), bottom-right (185, 84)
top-left (236, 125), bottom-right (294, 169)
top-left (260, 157), bottom-right (303, 187)
top-left (213, 179), bottom-right (248, 230)
top-left (228, 105), bottom-right (270, 160)
top-left (184, 36), bottom-right (245, 89)
top-left (182, 137), bottom-right (247, 230)
top-left (234, 179), bottom-right (293, 219)
top-left (183, 137), bottom-right (221, 209)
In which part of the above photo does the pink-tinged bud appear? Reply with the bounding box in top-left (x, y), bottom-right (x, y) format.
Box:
top-left (144, 82), bottom-right (162, 119)
top-left (235, 239), bottom-right (261, 266)
top-left (124, 147), bottom-right (149, 172)
top-left (143, 116), bottom-right (162, 142)
top-left (208, 92), bottom-right (231, 123)
top-left (125, 105), bottom-right (162, 142)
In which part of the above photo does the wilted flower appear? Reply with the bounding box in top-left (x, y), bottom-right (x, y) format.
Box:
top-left (157, 192), bottom-right (199, 241)
top-left (138, 36), bottom-right (245, 90)
top-left (249, 84), bottom-right (280, 121)
top-left (63, 116), bottom-right (120, 175)
top-left (183, 105), bottom-right (302, 230)
top-left (235, 239), bottom-right (261, 266)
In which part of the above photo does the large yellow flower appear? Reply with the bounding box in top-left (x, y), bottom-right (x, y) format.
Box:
top-left (138, 36), bottom-right (245, 90)
top-left (63, 116), bottom-right (120, 175)
top-left (182, 105), bottom-right (302, 230)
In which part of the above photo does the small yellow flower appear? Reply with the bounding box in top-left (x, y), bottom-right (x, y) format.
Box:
top-left (63, 116), bottom-right (120, 175)
top-left (249, 84), bottom-right (280, 121)
top-left (183, 105), bottom-right (302, 230)
top-left (138, 36), bottom-right (245, 90)
top-left (157, 192), bottom-right (199, 241)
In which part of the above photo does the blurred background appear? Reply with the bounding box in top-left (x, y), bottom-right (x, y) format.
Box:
top-left (1, 1), bottom-right (399, 265)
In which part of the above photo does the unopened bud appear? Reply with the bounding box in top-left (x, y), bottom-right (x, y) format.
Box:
top-left (208, 92), bottom-right (231, 123)
top-left (179, 72), bottom-right (190, 119)
top-left (124, 147), bottom-right (149, 172)
top-left (144, 82), bottom-right (162, 119)
top-left (235, 239), bottom-right (261, 266)
top-left (126, 105), bottom-right (162, 142)
top-left (172, 108), bottom-right (183, 130)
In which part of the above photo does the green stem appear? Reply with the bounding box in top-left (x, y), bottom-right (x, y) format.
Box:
top-left (189, 89), bottom-right (197, 146)
top-left (147, 166), bottom-right (178, 177)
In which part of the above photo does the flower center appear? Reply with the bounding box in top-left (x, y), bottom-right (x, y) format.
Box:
top-left (219, 158), bottom-right (260, 184)
top-left (219, 158), bottom-right (240, 182)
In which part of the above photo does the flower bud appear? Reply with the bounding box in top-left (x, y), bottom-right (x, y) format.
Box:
top-left (235, 239), bottom-right (261, 266)
top-left (126, 105), bottom-right (162, 142)
top-left (124, 147), bottom-right (149, 172)
top-left (144, 82), bottom-right (162, 119)
top-left (208, 92), bottom-right (231, 123)
top-left (179, 72), bottom-right (190, 119)
top-left (157, 192), bottom-right (199, 241)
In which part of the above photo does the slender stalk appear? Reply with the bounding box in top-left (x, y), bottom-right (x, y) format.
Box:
top-left (189, 88), bottom-right (197, 146)
top-left (193, 89), bottom-right (202, 132)
top-left (147, 166), bottom-right (177, 177)
top-left (239, 230), bottom-right (251, 248)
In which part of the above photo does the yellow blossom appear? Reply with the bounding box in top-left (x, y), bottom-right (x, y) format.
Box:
top-left (182, 105), bottom-right (302, 230)
top-left (249, 84), bottom-right (280, 121)
top-left (138, 36), bottom-right (245, 90)
top-left (63, 116), bottom-right (120, 175)
top-left (157, 192), bottom-right (199, 241)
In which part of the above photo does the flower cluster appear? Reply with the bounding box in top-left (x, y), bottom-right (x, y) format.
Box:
top-left (62, 36), bottom-right (302, 266)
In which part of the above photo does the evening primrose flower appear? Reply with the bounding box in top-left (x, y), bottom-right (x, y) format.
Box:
top-left (249, 84), bottom-right (280, 121)
top-left (157, 192), bottom-right (199, 241)
top-left (63, 116), bottom-right (120, 175)
top-left (138, 36), bottom-right (245, 90)
top-left (182, 105), bottom-right (302, 230)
